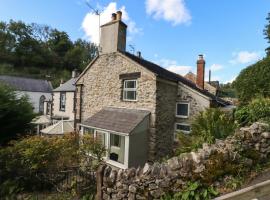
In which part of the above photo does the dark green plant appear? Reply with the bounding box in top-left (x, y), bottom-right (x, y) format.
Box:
top-left (235, 97), bottom-right (270, 126)
top-left (0, 83), bottom-right (35, 145)
top-left (191, 108), bottom-right (236, 144)
top-left (161, 181), bottom-right (218, 200)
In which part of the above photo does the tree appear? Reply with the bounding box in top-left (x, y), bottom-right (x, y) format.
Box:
top-left (264, 12), bottom-right (270, 56)
top-left (233, 56), bottom-right (270, 104)
top-left (0, 84), bottom-right (35, 145)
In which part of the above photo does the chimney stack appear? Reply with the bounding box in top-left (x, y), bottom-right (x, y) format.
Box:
top-left (209, 69), bottom-right (211, 83)
top-left (136, 51), bottom-right (142, 58)
top-left (72, 69), bottom-right (79, 78)
top-left (116, 11), bottom-right (122, 21)
top-left (100, 10), bottom-right (127, 54)
top-left (196, 54), bottom-right (205, 90)
top-left (111, 13), bottom-right (117, 21)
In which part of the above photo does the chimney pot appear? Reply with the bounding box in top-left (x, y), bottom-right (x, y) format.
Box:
top-left (116, 11), bottom-right (122, 21)
top-left (111, 13), bottom-right (117, 21)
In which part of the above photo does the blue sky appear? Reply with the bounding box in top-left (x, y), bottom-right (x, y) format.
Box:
top-left (0, 0), bottom-right (269, 83)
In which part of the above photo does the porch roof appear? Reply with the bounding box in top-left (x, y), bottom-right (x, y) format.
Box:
top-left (81, 107), bottom-right (150, 134)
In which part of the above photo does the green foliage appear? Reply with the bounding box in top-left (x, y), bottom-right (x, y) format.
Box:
top-left (264, 12), bottom-right (270, 56)
top-left (191, 108), bottom-right (236, 144)
top-left (0, 83), bottom-right (35, 145)
top-left (0, 20), bottom-right (98, 86)
top-left (235, 97), bottom-right (270, 126)
top-left (233, 57), bottom-right (270, 104)
top-left (218, 83), bottom-right (237, 98)
top-left (174, 133), bottom-right (203, 155)
top-left (161, 182), bottom-right (218, 200)
top-left (0, 134), bottom-right (104, 197)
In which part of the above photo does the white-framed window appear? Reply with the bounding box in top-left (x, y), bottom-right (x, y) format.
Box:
top-left (176, 102), bottom-right (190, 118)
top-left (80, 126), bottom-right (128, 168)
top-left (175, 123), bottom-right (191, 134)
top-left (60, 92), bottom-right (66, 111)
top-left (123, 79), bottom-right (137, 101)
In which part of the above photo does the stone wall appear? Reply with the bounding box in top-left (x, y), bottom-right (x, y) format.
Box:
top-left (175, 82), bottom-right (210, 125)
top-left (99, 122), bottom-right (270, 200)
top-left (52, 91), bottom-right (75, 120)
top-left (155, 78), bottom-right (178, 158)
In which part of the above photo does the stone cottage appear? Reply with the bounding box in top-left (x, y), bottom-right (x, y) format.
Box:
top-left (74, 11), bottom-right (229, 169)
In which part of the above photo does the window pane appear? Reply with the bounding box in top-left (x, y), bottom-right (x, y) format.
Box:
top-left (176, 124), bottom-right (191, 132)
top-left (177, 103), bottom-right (188, 116)
top-left (124, 91), bottom-right (136, 100)
top-left (109, 134), bottom-right (125, 164)
top-left (124, 80), bottom-right (136, 89)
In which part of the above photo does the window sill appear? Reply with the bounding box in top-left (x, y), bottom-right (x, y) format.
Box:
top-left (175, 115), bottom-right (189, 118)
top-left (122, 99), bottom-right (138, 102)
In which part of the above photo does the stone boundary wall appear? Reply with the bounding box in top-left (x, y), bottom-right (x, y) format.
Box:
top-left (97, 122), bottom-right (270, 200)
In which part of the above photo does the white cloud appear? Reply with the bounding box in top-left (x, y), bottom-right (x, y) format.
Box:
top-left (224, 76), bottom-right (236, 84)
top-left (209, 64), bottom-right (223, 72)
top-left (145, 0), bottom-right (191, 25)
top-left (157, 58), bottom-right (193, 75)
top-left (230, 51), bottom-right (262, 64)
top-left (82, 2), bottom-right (141, 44)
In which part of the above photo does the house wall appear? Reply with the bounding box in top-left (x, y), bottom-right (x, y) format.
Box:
top-left (129, 116), bottom-right (150, 168)
top-left (52, 91), bottom-right (75, 120)
top-left (16, 91), bottom-right (51, 113)
top-left (175, 82), bottom-right (210, 125)
top-left (155, 78), bottom-right (178, 157)
top-left (76, 52), bottom-right (157, 160)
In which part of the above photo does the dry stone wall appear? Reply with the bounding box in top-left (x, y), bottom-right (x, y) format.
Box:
top-left (99, 122), bottom-right (270, 200)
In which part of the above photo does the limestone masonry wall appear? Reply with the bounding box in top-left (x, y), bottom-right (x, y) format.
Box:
top-left (98, 122), bottom-right (270, 200)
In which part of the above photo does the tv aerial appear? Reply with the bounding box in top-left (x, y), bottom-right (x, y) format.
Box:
top-left (85, 1), bottom-right (103, 48)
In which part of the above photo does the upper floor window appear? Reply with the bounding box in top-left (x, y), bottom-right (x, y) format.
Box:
top-left (176, 102), bottom-right (189, 118)
top-left (123, 80), bottom-right (137, 101)
top-left (60, 92), bottom-right (66, 111)
top-left (39, 95), bottom-right (45, 114)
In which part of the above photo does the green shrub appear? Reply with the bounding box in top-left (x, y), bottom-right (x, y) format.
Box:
top-left (161, 181), bottom-right (218, 200)
top-left (191, 108), bottom-right (236, 144)
top-left (175, 133), bottom-right (204, 155)
top-left (235, 97), bottom-right (270, 126)
top-left (0, 134), bottom-right (105, 197)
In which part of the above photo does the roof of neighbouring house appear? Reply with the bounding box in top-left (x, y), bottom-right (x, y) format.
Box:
top-left (31, 115), bottom-right (51, 125)
top-left (82, 107), bottom-right (150, 134)
top-left (53, 78), bottom-right (76, 92)
top-left (41, 120), bottom-right (74, 135)
top-left (0, 75), bottom-right (53, 92)
top-left (122, 52), bottom-right (230, 106)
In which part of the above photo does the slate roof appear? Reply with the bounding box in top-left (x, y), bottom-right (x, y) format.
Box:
top-left (122, 52), bottom-right (230, 106)
top-left (82, 107), bottom-right (150, 134)
top-left (0, 75), bottom-right (52, 92)
top-left (53, 78), bottom-right (76, 92)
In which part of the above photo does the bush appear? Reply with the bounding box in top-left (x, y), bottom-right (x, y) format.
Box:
top-left (0, 83), bottom-right (35, 145)
top-left (235, 97), bottom-right (270, 126)
top-left (191, 108), bottom-right (236, 144)
top-left (0, 134), bottom-right (105, 197)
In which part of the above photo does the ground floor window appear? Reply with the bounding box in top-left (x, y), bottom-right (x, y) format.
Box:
top-left (81, 126), bottom-right (127, 166)
top-left (175, 123), bottom-right (191, 134)
top-left (109, 134), bottom-right (125, 164)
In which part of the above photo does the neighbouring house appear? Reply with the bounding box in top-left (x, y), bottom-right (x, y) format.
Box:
top-left (0, 75), bottom-right (52, 113)
top-left (185, 71), bottom-right (219, 96)
top-left (51, 70), bottom-right (78, 122)
top-left (75, 11), bottom-right (230, 169)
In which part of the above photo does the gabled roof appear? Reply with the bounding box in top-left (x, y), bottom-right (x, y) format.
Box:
top-left (0, 75), bottom-right (52, 92)
top-left (122, 52), bottom-right (230, 106)
top-left (82, 107), bottom-right (150, 134)
top-left (53, 78), bottom-right (76, 92)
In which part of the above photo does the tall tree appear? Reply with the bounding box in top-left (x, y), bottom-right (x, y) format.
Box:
top-left (264, 12), bottom-right (270, 56)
